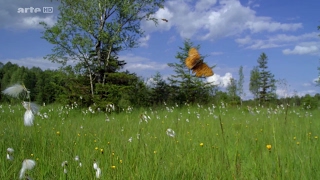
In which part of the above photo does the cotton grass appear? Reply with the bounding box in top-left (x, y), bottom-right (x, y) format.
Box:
top-left (19, 159), bottom-right (36, 179)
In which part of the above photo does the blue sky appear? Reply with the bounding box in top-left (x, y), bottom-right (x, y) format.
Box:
top-left (0, 0), bottom-right (319, 99)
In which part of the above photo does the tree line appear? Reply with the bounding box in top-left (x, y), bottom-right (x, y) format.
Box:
top-left (1, 0), bottom-right (319, 111)
top-left (1, 40), bottom-right (319, 111)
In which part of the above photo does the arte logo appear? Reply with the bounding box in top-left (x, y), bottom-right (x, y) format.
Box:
top-left (17, 7), bottom-right (53, 13)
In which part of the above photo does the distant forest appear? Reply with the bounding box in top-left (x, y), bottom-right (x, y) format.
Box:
top-left (1, 61), bottom-right (319, 111)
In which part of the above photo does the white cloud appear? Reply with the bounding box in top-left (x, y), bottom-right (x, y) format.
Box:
top-left (18, 15), bottom-right (56, 29)
top-left (139, 35), bottom-right (150, 47)
top-left (142, 0), bottom-right (302, 41)
top-left (120, 53), bottom-right (168, 77)
top-left (206, 72), bottom-right (232, 87)
top-left (1, 57), bottom-right (61, 70)
top-left (283, 45), bottom-right (320, 55)
top-left (302, 83), bottom-right (311, 87)
top-left (236, 32), bottom-right (319, 49)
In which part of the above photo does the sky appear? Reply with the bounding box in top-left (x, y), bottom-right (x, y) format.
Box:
top-left (0, 0), bottom-right (320, 99)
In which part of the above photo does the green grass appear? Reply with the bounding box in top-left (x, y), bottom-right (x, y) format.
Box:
top-left (1, 103), bottom-right (320, 179)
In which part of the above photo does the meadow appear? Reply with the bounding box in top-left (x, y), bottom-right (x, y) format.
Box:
top-left (1, 102), bottom-right (320, 179)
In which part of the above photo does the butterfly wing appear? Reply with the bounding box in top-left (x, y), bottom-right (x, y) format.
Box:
top-left (192, 62), bottom-right (214, 77)
top-left (185, 48), bottom-right (201, 69)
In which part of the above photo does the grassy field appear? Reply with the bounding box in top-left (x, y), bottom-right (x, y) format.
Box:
top-left (1, 102), bottom-right (320, 179)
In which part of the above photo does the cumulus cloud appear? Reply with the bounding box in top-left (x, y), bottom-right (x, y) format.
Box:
top-left (283, 45), bottom-right (319, 55)
top-left (236, 32), bottom-right (319, 49)
top-left (141, 0), bottom-right (302, 41)
top-left (206, 72), bottom-right (232, 87)
top-left (119, 54), bottom-right (168, 73)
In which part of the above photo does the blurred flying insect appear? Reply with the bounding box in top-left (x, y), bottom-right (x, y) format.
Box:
top-left (185, 48), bottom-right (214, 77)
top-left (161, 18), bottom-right (168, 22)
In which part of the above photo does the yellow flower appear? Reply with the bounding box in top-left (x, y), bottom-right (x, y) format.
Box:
top-left (266, 144), bottom-right (272, 151)
top-left (200, 143), bottom-right (204, 147)
top-left (56, 131), bottom-right (60, 135)
top-left (293, 137), bottom-right (296, 140)
top-left (119, 160), bottom-right (122, 164)
top-left (154, 151), bottom-right (157, 154)
top-left (31, 153), bottom-right (34, 157)
top-left (297, 142), bottom-right (300, 145)
top-left (100, 149), bottom-right (104, 154)
top-left (315, 136), bottom-right (318, 139)
top-left (95, 147), bottom-right (98, 150)
top-left (111, 166), bottom-right (116, 169)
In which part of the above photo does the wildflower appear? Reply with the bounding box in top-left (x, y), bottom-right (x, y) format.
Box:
top-left (19, 159), bottom-right (36, 179)
top-left (100, 149), bottom-right (104, 154)
top-left (315, 136), bottom-right (318, 139)
top-left (111, 165), bottom-right (116, 169)
top-left (24, 109), bottom-right (34, 126)
top-left (293, 137), bottom-right (296, 140)
top-left (266, 145), bottom-right (272, 151)
top-left (119, 160), bottom-right (123, 163)
top-left (297, 142), bottom-right (300, 145)
top-left (200, 143), bottom-right (204, 147)
top-left (95, 147), bottom-right (99, 150)
top-left (166, 128), bottom-right (175, 138)
top-left (56, 131), bottom-right (60, 136)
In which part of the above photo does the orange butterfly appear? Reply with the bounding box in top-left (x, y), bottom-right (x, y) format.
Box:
top-left (185, 48), bottom-right (214, 77)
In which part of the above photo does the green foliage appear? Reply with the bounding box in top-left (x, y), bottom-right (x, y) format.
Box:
top-left (302, 94), bottom-right (318, 110)
top-left (149, 72), bottom-right (170, 105)
top-left (41, 0), bottom-right (164, 96)
top-left (249, 66), bottom-right (260, 100)
top-left (226, 78), bottom-right (239, 104)
top-left (249, 53), bottom-right (276, 104)
top-left (237, 66), bottom-right (245, 102)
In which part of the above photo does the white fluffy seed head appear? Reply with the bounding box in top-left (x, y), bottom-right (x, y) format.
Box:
top-left (96, 167), bottom-right (101, 178)
top-left (24, 110), bottom-right (34, 126)
top-left (2, 84), bottom-right (27, 98)
top-left (7, 147), bottom-right (14, 153)
top-left (93, 161), bottom-right (98, 170)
